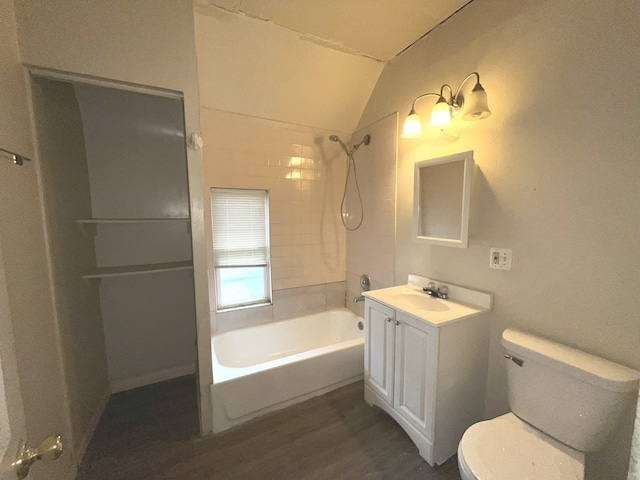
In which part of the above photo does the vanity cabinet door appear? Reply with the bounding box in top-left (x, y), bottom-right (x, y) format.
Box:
top-left (364, 299), bottom-right (396, 405)
top-left (393, 311), bottom-right (435, 437)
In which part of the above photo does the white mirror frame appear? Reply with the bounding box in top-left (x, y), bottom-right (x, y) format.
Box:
top-left (413, 150), bottom-right (473, 248)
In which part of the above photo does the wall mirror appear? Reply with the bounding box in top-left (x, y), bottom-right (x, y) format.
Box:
top-left (413, 150), bottom-right (473, 248)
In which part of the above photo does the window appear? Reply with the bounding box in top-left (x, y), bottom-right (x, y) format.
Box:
top-left (211, 188), bottom-right (271, 311)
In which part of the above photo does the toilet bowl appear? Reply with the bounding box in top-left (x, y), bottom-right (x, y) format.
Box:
top-left (457, 413), bottom-right (584, 480)
top-left (457, 329), bottom-right (640, 480)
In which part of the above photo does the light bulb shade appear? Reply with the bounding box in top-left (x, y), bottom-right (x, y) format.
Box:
top-left (401, 110), bottom-right (422, 138)
top-left (461, 83), bottom-right (491, 120)
top-left (428, 97), bottom-right (451, 127)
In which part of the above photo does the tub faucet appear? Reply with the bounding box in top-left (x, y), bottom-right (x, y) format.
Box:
top-left (354, 295), bottom-right (365, 303)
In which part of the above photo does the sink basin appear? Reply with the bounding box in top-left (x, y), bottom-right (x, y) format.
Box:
top-left (391, 293), bottom-right (450, 312)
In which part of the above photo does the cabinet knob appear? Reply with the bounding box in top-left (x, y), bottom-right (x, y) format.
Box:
top-left (386, 317), bottom-right (392, 323)
top-left (395, 320), bottom-right (400, 326)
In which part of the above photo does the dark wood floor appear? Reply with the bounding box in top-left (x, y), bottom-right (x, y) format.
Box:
top-left (77, 376), bottom-right (462, 480)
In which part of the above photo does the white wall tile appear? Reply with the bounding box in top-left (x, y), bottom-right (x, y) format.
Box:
top-left (272, 284), bottom-right (326, 321)
top-left (326, 282), bottom-right (347, 310)
top-left (216, 304), bottom-right (274, 333)
top-left (201, 108), bottom-right (349, 328)
top-left (346, 114), bottom-right (398, 317)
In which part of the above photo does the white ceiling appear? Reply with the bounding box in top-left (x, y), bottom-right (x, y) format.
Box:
top-left (197, 0), bottom-right (472, 62)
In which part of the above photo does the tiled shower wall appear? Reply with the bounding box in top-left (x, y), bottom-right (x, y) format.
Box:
top-left (200, 108), bottom-right (348, 331)
top-left (347, 113), bottom-right (398, 317)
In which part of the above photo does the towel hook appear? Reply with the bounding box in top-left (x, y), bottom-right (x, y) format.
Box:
top-left (1, 147), bottom-right (31, 166)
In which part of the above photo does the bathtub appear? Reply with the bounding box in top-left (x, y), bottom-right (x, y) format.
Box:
top-left (211, 308), bottom-right (364, 433)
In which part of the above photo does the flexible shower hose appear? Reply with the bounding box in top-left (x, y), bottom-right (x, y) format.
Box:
top-left (340, 152), bottom-right (364, 231)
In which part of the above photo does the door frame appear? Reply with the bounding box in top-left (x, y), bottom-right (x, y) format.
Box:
top-left (26, 66), bottom-right (212, 436)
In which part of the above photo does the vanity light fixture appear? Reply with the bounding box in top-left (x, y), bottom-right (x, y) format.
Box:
top-left (401, 72), bottom-right (491, 139)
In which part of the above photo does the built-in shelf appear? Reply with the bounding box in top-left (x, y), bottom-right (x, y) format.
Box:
top-left (83, 261), bottom-right (193, 279)
top-left (76, 217), bottom-right (191, 236)
top-left (76, 217), bottom-right (190, 224)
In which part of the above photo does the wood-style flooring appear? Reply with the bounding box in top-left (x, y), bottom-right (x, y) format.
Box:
top-left (77, 376), bottom-right (462, 480)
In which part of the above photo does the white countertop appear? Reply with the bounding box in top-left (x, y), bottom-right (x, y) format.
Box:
top-left (363, 283), bottom-right (490, 327)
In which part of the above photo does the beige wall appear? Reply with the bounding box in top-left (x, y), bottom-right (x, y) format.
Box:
top-left (13, 0), bottom-right (213, 433)
top-left (0, 0), bottom-right (30, 155)
top-left (357, 0), bottom-right (639, 476)
top-left (200, 108), bottom-right (348, 331)
top-left (346, 113), bottom-right (397, 317)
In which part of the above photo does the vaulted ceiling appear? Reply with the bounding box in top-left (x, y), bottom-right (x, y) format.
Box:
top-left (199, 0), bottom-right (472, 62)
top-left (194, 0), bottom-right (473, 132)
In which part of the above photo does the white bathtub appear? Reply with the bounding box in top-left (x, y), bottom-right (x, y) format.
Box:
top-left (211, 308), bottom-right (364, 432)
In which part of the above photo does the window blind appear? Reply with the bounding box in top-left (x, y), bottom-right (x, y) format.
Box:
top-left (211, 188), bottom-right (269, 267)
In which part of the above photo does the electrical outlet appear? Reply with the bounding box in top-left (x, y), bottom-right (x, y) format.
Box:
top-left (490, 248), bottom-right (512, 270)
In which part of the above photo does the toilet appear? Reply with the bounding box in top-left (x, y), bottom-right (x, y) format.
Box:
top-left (457, 328), bottom-right (640, 479)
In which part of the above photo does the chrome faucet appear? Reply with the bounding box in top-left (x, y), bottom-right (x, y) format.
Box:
top-left (354, 295), bottom-right (365, 303)
top-left (423, 282), bottom-right (449, 300)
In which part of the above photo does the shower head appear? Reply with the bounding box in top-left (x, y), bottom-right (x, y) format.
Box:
top-left (329, 133), bottom-right (371, 156)
top-left (329, 134), bottom-right (350, 155)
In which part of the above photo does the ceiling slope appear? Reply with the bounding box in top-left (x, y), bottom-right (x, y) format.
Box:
top-left (194, 0), bottom-right (472, 131)
top-left (201, 0), bottom-right (472, 62)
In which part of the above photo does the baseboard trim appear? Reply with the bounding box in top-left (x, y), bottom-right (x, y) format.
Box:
top-left (110, 364), bottom-right (196, 393)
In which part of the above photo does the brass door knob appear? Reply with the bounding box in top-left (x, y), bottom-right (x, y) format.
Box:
top-left (13, 435), bottom-right (63, 479)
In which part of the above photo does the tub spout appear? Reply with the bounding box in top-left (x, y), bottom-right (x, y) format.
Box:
top-left (354, 295), bottom-right (365, 303)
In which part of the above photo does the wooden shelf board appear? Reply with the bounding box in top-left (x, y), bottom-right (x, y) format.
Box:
top-left (76, 218), bottom-right (190, 224)
top-left (83, 261), bottom-right (193, 279)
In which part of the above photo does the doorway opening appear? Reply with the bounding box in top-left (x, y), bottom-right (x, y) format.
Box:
top-left (29, 71), bottom-right (199, 459)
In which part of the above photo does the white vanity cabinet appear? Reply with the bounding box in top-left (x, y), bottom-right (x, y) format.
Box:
top-left (365, 300), bottom-right (396, 404)
top-left (363, 278), bottom-right (491, 467)
top-left (365, 301), bottom-right (436, 436)
top-left (393, 309), bottom-right (436, 436)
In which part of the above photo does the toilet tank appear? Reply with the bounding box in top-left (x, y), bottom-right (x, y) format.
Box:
top-left (502, 329), bottom-right (640, 452)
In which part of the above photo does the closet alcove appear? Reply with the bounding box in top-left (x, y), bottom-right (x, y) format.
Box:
top-left (31, 72), bottom-right (197, 424)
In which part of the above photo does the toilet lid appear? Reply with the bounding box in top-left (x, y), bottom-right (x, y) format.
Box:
top-left (459, 413), bottom-right (584, 480)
